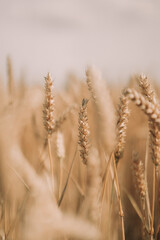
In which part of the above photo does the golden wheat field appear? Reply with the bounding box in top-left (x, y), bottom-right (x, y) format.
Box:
top-left (0, 59), bottom-right (160, 240)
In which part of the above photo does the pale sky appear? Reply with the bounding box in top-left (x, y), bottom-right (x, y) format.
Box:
top-left (0, 0), bottom-right (160, 88)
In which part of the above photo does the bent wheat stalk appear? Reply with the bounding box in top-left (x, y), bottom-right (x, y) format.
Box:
top-left (123, 88), bottom-right (160, 126)
top-left (53, 104), bottom-right (78, 133)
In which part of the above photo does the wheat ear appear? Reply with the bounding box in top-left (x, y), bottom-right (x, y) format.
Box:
top-left (78, 99), bottom-right (90, 165)
top-left (138, 74), bottom-right (157, 104)
top-left (43, 73), bottom-right (55, 193)
top-left (114, 95), bottom-right (130, 164)
top-left (123, 88), bottom-right (160, 126)
top-left (132, 152), bottom-right (146, 240)
top-left (137, 74), bottom-right (160, 165)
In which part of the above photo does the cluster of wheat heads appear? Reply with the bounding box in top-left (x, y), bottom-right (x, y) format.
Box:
top-left (0, 60), bottom-right (160, 240)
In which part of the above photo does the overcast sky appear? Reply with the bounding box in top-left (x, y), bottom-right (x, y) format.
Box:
top-left (0, 0), bottom-right (160, 88)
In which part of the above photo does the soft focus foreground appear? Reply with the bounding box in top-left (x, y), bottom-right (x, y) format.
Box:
top-left (0, 62), bottom-right (160, 240)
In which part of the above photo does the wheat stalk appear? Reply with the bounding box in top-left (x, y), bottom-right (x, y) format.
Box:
top-left (112, 154), bottom-right (125, 240)
top-left (43, 73), bottom-right (55, 194)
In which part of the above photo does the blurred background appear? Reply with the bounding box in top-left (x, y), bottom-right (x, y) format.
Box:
top-left (0, 0), bottom-right (160, 88)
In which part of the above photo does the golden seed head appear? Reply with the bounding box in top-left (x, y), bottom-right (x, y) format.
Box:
top-left (43, 73), bottom-right (55, 135)
top-left (78, 98), bottom-right (90, 165)
top-left (132, 152), bottom-right (146, 202)
top-left (114, 95), bottom-right (130, 164)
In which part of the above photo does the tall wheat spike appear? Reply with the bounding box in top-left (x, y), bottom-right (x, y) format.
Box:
top-left (43, 73), bottom-right (55, 193)
top-left (43, 73), bottom-right (55, 135)
top-left (114, 95), bottom-right (130, 164)
top-left (138, 74), bottom-right (160, 166)
top-left (132, 152), bottom-right (146, 208)
top-left (78, 99), bottom-right (90, 165)
top-left (138, 74), bottom-right (157, 104)
top-left (132, 151), bottom-right (146, 240)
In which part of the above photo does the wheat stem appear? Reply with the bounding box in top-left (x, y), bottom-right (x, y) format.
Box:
top-left (150, 164), bottom-right (156, 240)
top-left (113, 154), bottom-right (125, 240)
top-left (48, 137), bottom-right (54, 195)
top-left (58, 147), bottom-right (77, 207)
top-left (155, 166), bottom-right (160, 238)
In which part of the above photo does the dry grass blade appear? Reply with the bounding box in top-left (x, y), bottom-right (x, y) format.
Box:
top-left (6, 192), bottom-right (29, 238)
top-left (58, 146), bottom-right (77, 207)
top-left (63, 165), bottom-right (85, 197)
top-left (53, 104), bottom-right (78, 133)
top-left (123, 187), bottom-right (143, 222)
top-left (7, 164), bottom-right (30, 191)
top-left (123, 188), bottom-right (150, 234)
